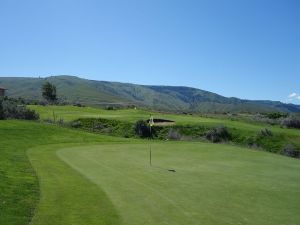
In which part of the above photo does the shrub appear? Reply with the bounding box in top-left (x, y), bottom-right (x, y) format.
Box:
top-left (43, 118), bottom-right (54, 124)
top-left (71, 120), bottom-right (82, 128)
top-left (135, 120), bottom-right (151, 138)
top-left (57, 118), bottom-right (65, 125)
top-left (71, 118), bottom-right (134, 138)
top-left (106, 106), bottom-right (114, 110)
top-left (1, 98), bottom-right (39, 120)
top-left (167, 129), bottom-right (182, 140)
top-left (73, 102), bottom-right (85, 107)
top-left (206, 126), bottom-right (231, 143)
top-left (266, 112), bottom-right (288, 119)
top-left (281, 117), bottom-right (300, 129)
top-left (259, 128), bottom-right (273, 137)
top-left (282, 144), bottom-right (300, 158)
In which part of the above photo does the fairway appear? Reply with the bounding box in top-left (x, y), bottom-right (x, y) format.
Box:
top-left (28, 141), bottom-right (300, 225)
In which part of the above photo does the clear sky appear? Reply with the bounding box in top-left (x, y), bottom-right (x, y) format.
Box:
top-left (0, 0), bottom-right (299, 103)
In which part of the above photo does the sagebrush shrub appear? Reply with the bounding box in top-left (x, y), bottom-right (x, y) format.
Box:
top-left (167, 129), bottom-right (182, 140)
top-left (135, 120), bottom-right (151, 138)
top-left (282, 144), bottom-right (299, 158)
top-left (206, 126), bottom-right (231, 143)
top-left (281, 117), bottom-right (300, 129)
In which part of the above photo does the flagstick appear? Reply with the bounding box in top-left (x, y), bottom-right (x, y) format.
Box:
top-left (149, 122), bottom-right (152, 166)
top-left (149, 115), bottom-right (154, 167)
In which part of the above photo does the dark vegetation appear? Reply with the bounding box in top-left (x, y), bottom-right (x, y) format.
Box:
top-left (0, 97), bottom-right (39, 120)
top-left (135, 120), bottom-right (151, 138)
top-left (281, 117), bottom-right (300, 129)
top-left (205, 126), bottom-right (231, 143)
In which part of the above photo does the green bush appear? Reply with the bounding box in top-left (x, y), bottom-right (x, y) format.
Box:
top-left (167, 128), bottom-right (182, 140)
top-left (282, 144), bottom-right (300, 158)
top-left (205, 126), bottom-right (231, 143)
top-left (259, 128), bottom-right (273, 137)
top-left (0, 98), bottom-right (39, 120)
top-left (135, 120), bottom-right (151, 138)
top-left (266, 112), bottom-right (288, 119)
top-left (71, 118), bottom-right (134, 138)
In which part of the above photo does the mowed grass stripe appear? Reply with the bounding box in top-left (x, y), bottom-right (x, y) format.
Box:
top-left (28, 144), bottom-right (121, 225)
top-left (0, 120), bottom-right (129, 225)
top-left (57, 143), bottom-right (300, 225)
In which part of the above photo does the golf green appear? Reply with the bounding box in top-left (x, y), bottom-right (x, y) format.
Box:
top-left (29, 142), bottom-right (300, 225)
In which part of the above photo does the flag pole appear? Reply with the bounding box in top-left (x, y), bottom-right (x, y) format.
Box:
top-left (150, 124), bottom-right (152, 166)
top-left (149, 115), bottom-right (154, 166)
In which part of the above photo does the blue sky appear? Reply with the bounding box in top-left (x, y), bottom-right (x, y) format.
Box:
top-left (0, 0), bottom-right (299, 103)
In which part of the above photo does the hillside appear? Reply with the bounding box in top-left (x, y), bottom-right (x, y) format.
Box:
top-left (0, 75), bottom-right (299, 113)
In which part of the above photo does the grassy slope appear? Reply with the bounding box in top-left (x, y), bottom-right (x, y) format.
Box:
top-left (29, 105), bottom-right (300, 136)
top-left (57, 143), bottom-right (300, 225)
top-left (2, 75), bottom-right (300, 113)
top-left (29, 105), bottom-right (300, 155)
top-left (0, 120), bottom-right (125, 225)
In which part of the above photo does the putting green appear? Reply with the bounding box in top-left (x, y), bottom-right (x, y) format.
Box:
top-left (29, 142), bottom-right (300, 225)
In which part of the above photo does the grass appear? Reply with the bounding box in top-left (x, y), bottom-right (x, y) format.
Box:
top-left (0, 120), bottom-right (125, 225)
top-left (28, 144), bottom-right (122, 225)
top-left (29, 105), bottom-right (300, 150)
top-left (29, 105), bottom-right (300, 134)
top-left (45, 143), bottom-right (300, 225)
top-left (1, 113), bottom-right (300, 224)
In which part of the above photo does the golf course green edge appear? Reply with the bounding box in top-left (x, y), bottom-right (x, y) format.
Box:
top-left (27, 144), bottom-right (122, 225)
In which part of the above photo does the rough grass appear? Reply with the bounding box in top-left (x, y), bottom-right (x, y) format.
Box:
top-left (29, 105), bottom-right (300, 135)
top-left (30, 105), bottom-right (300, 152)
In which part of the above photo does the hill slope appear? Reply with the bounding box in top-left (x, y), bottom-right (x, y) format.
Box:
top-left (0, 75), bottom-right (299, 113)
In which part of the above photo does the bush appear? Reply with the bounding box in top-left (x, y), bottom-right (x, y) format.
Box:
top-left (73, 102), bottom-right (85, 107)
top-left (259, 128), bottom-right (273, 137)
top-left (281, 117), bottom-right (300, 129)
top-left (135, 120), bottom-right (151, 138)
top-left (106, 106), bottom-right (114, 110)
top-left (71, 118), bottom-right (134, 138)
top-left (266, 112), bottom-right (288, 119)
top-left (206, 126), bottom-right (231, 143)
top-left (1, 98), bottom-right (39, 120)
top-left (167, 129), bottom-right (182, 140)
top-left (71, 120), bottom-right (82, 128)
top-left (282, 144), bottom-right (300, 158)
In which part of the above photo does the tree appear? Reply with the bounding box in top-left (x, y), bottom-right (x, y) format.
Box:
top-left (42, 82), bottom-right (57, 103)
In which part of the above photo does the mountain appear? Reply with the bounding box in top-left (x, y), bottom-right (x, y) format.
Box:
top-left (0, 75), bottom-right (299, 113)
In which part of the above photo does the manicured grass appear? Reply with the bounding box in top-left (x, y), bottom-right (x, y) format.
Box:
top-left (55, 143), bottom-right (300, 224)
top-left (28, 144), bottom-right (122, 225)
top-left (0, 120), bottom-right (125, 225)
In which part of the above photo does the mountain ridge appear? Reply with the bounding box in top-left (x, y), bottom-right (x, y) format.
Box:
top-left (0, 75), bottom-right (299, 113)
